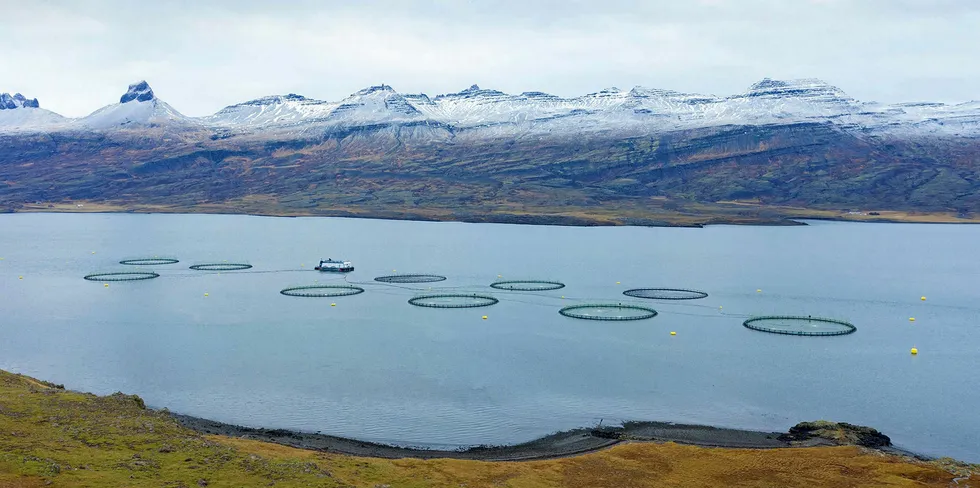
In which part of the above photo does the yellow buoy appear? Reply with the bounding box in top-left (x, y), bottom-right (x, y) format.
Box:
top-left (670, 331), bottom-right (676, 336)
top-left (18, 276), bottom-right (23, 280)
top-left (719, 306), bottom-right (723, 309)
top-left (204, 292), bottom-right (209, 297)
top-left (497, 274), bottom-right (502, 278)
top-left (909, 317), bottom-right (915, 322)
top-left (920, 296), bottom-right (926, 301)
top-left (616, 281), bottom-right (621, 285)
top-left (482, 315), bottom-right (488, 320)
top-left (910, 347), bottom-right (918, 355)
top-left (331, 303), bottom-right (336, 307)
top-left (756, 289), bottom-right (762, 293)
top-left (561, 295), bottom-right (565, 299)
top-left (91, 251), bottom-right (96, 254)
top-left (394, 269), bottom-right (398, 272)
top-left (104, 283), bottom-right (109, 288)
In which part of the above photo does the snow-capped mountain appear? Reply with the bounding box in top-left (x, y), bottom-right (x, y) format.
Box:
top-left (204, 93), bottom-right (338, 128)
top-left (0, 92), bottom-right (69, 131)
top-left (203, 85), bottom-right (429, 135)
top-left (1, 78), bottom-right (978, 138)
top-left (325, 84), bottom-right (425, 124)
top-left (79, 81), bottom-right (196, 129)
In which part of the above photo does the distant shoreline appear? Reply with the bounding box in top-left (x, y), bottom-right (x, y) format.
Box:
top-left (9, 201), bottom-right (980, 227)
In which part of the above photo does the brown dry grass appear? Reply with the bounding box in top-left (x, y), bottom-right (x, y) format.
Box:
top-left (221, 436), bottom-right (976, 488)
top-left (2, 369), bottom-right (977, 487)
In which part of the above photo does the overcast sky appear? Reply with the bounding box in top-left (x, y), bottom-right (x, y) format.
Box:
top-left (2, 0), bottom-right (979, 117)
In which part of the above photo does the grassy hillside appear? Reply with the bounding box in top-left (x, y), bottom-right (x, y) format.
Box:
top-left (1, 370), bottom-right (976, 487)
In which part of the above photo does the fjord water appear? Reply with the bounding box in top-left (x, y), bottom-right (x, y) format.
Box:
top-left (1, 213), bottom-right (978, 461)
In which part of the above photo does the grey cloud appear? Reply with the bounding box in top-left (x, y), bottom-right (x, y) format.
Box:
top-left (0, 0), bottom-right (977, 116)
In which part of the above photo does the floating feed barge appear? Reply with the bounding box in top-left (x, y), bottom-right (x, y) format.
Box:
top-left (315, 258), bottom-right (354, 273)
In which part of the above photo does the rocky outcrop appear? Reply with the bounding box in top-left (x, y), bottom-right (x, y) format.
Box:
top-left (0, 92), bottom-right (40, 109)
top-left (119, 81), bottom-right (155, 103)
top-left (738, 78), bottom-right (854, 103)
top-left (779, 421), bottom-right (892, 448)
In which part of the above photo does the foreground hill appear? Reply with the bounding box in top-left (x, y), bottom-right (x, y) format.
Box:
top-left (1, 369), bottom-right (977, 487)
top-left (1, 80), bottom-right (979, 225)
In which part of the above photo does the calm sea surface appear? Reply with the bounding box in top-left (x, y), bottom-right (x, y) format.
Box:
top-left (1, 213), bottom-right (977, 461)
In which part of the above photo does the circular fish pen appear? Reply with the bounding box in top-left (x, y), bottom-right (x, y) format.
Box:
top-left (408, 294), bottom-right (499, 309)
top-left (559, 304), bottom-right (658, 321)
top-left (623, 288), bottom-right (708, 300)
top-left (280, 285), bottom-right (365, 298)
top-left (374, 274), bottom-right (448, 284)
top-left (119, 258), bottom-right (179, 266)
top-left (490, 280), bottom-right (565, 291)
top-left (84, 272), bottom-right (160, 282)
top-left (189, 263), bottom-right (253, 271)
top-left (742, 316), bottom-right (857, 336)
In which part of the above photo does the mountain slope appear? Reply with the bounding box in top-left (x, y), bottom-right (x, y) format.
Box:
top-left (0, 78), bottom-right (978, 224)
top-left (204, 94), bottom-right (338, 129)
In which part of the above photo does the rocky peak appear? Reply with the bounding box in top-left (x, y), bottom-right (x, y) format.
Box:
top-left (520, 91), bottom-right (559, 100)
top-left (353, 84), bottom-right (396, 96)
top-left (580, 87), bottom-right (625, 100)
top-left (119, 81), bottom-right (155, 104)
top-left (436, 84), bottom-right (508, 100)
top-left (0, 92), bottom-right (41, 110)
top-left (233, 93), bottom-right (315, 107)
top-left (742, 78), bottom-right (851, 102)
top-left (331, 84), bottom-right (422, 119)
top-left (403, 93), bottom-right (434, 105)
top-left (627, 86), bottom-right (719, 105)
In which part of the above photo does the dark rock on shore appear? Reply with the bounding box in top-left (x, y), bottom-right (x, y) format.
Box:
top-left (779, 421), bottom-right (892, 448)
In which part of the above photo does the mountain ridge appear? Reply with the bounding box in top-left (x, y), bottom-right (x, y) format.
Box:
top-left (3, 78), bottom-right (978, 137)
top-left (1, 78), bottom-right (979, 225)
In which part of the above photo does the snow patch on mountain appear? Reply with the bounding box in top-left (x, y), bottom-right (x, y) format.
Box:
top-left (0, 107), bottom-right (69, 132)
top-left (325, 84), bottom-right (424, 124)
top-left (204, 94), bottom-right (338, 128)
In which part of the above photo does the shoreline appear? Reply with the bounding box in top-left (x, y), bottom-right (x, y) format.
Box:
top-left (9, 203), bottom-right (980, 227)
top-left (171, 413), bottom-right (925, 462)
top-left (4, 369), bottom-right (976, 486)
